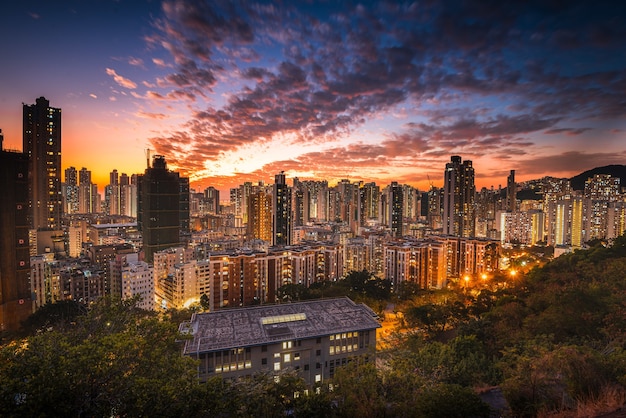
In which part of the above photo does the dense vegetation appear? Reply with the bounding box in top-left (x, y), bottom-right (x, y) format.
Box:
top-left (3, 235), bottom-right (626, 417)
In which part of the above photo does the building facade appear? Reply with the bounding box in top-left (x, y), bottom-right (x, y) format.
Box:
top-left (23, 96), bottom-right (63, 232)
top-left (443, 155), bottom-right (476, 237)
top-left (137, 155), bottom-right (186, 263)
top-left (0, 133), bottom-right (33, 331)
top-left (179, 297), bottom-right (380, 386)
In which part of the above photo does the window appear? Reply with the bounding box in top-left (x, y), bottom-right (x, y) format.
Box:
top-left (274, 362), bottom-right (281, 371)
top-left (315, 374), bottom-right (321, 383)
top-left (274, 353), bottom-right (281, 358)
top-left (294, 353), bottom-right (300, 361)
top-left (284, 353), bottom-right (291, 363)
top-left (316, 337), bottom-right (321, 344)
top-left (304, 364), bottom-right (309, 371)
top-left (261, 358), bottom-right (267, 365)
top-left (261, 345), bottom-right (267, 352)
top-left (282, 341), bottom-right (292, 349)
top-left (316, 349), bottom-right (321, 356)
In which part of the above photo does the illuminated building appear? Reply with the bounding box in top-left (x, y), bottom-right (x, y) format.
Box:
top-left (30, 254), bottom-right (61, 308)
top-left (584, 174), bottom-right (621, 201)
top-left (500, 210), bottom-right (545, 245)
top-left (443, 156), bottom-right (476, 237)
top-left (360, 182), bottom-right (380, 225)
top-left (78, 167), bottom-right (95, 213)
top-left (247, 190), bottom-right (272, 243)
top-left (180, 297), bottom-right (380, 386)
top-left (23, 96), bottom-right (63, 232)
top-left (608, 201), bottom-right (626, 239)
top-left (547, 195), bottom-right (584, 248)
top-left (384, 239), bottom-right (446, 289)
top-left (64, 166), bottom-right (79, 214)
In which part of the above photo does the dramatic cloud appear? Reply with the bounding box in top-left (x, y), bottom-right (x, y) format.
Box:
top-left (134, 0), bottom-right (626, 189)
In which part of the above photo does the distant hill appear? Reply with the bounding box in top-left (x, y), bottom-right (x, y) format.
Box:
top-left (570, 165), bottom-right (626, 190)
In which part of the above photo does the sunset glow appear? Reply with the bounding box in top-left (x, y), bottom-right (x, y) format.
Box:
top-left (1, 0), bottom-right (625, 194)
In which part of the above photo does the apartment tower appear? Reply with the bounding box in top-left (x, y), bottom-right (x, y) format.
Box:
top-left (443, 156), bottom-right (476, 237)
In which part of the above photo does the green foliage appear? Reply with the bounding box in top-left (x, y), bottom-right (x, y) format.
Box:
top-left (0, 298), bottom-right (201, 417)
top-left (277, 283), bottom-right (311, 302)
top-left (412, 384), bottom-right (491, 418)
top-left (19, 299), bottom-right (86, 334)
top-left (332, 361), bottom-right (386, 418)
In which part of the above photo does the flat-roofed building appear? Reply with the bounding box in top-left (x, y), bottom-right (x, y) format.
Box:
top-left (179, 297), bottom-right (380, 386)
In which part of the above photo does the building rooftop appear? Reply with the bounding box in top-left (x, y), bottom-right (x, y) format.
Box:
top-left (180, 297), bottom-right (381, 355)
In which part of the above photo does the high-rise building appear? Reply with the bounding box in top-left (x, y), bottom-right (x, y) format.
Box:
top-left (204, 186), bottom-right (220, 214)
top-left (443, 156), bottom-right (476, 237)
top-left (507, 170), bottom-right (516, 212)
top-left (427, 186), bottom-right (443, 230)
top-left (64, 166), bottom-right (79, 214)
top-left (106, 169), bottom-right (120, 215)
top-left (78, 167), bottom-right (93, 213)
top-left (137, 155), bottom-right (186, 263)
top-left (0, 132), bottom-right (33, 331)
top-left (389, 182), bottom-right (404, 238)
top-left (361, 182), bottom-right (380, 224)
top-left (23, 96), bottom-right (62, 231)
top-left (273, 171), bottom-right (292, 246)
top-left (247, 190), bottom-right (272, 242)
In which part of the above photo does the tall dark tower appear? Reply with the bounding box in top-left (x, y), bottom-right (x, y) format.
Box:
top-left (23, 97), bottom-right (62, 231)
top-left (272, 171), bottom-right (292, 246)
top-left (443, 155), bottom-right (476, 237)
top-left (137, 155), bottom-right (185, 263)
top-left (507, 170), bottom-right (516, 212)
top-left (389, 182), bottom-right (404, 238)
top-left (0, 130), bottom-right (33, 332)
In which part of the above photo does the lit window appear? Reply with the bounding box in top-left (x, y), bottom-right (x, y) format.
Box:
top-left (274, 362), bottom-right (281, 371)
top-left (315, 374), bottom-right (321, 383)
top-left (330, 346), bottom-right (335, 355)
top-left (274, 353), bottom-right (281, 358)
top-left (284, 354), bottom-right (291, 363)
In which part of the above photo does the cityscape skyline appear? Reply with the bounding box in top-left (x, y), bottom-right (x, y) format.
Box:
top-left (1, 1), bottom-right (625, 193)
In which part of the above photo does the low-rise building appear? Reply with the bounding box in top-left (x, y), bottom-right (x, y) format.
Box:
top-left (179, 297), bottom-right (380, 386)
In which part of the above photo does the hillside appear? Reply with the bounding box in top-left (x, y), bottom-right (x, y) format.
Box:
top-left (570, 164), bottom-right (626, 190)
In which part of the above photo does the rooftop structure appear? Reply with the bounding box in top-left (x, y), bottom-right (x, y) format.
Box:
top-left (179, 297), bottom-right (381, 385)
top-left (181, 297), bottom-right (380, 354)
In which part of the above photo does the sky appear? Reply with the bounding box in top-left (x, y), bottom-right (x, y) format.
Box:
top-left (1, 0), bottom-right (625, 194)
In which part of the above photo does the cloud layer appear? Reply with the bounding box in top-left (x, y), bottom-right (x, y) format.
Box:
top-left (112, 0), bottom-right (626, 189)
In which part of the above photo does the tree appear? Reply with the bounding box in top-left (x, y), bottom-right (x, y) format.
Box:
top-left (413, 384), bottom-right (490, 418)
top-left (332, 361), bottom-right (385, 418)
top-left (0, 298), bottom-right (203, 417)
